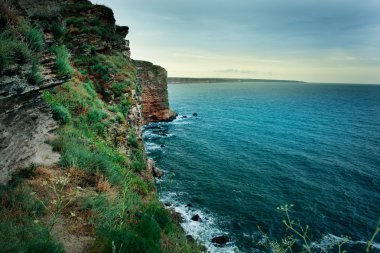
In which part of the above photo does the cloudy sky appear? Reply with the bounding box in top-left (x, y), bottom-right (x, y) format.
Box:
top-left (92, 0), bottom-right (380, 84)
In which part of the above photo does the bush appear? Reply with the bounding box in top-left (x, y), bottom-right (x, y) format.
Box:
top-left (51, 104), bottom-right (71, 124)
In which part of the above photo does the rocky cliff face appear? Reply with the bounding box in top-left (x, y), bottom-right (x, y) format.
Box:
top-left (0, 0), bottom-right (171, 184)
top-left (0, 0), bottom-right (69, 184)
top-left (135, 60), bottom-right (176, 124)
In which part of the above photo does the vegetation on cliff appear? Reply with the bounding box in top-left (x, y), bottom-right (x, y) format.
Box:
top-left (0, 1), bottom-right (203, 252)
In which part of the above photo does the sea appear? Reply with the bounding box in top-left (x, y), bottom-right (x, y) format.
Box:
top-left (142, 82), bottom-right (380, 253)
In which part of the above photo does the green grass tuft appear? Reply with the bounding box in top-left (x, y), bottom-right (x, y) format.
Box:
top-left (51, 104), bottom-right (71, 124)
top-left (52, 45), bottom-right (74, 77)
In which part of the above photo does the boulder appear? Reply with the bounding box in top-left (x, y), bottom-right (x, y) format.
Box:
top-left (211, 235), bottom-right (230, 245)
top-left (191, 214), bottom-right (201, 222)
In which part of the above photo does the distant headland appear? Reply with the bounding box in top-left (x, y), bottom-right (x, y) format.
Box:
top-left (168, 77), bottom-right (305, 84)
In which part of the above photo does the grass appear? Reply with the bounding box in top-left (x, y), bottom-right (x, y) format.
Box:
top-left (0, 12), bottom-right (45, 85)
top-left (1, 1), bottom-right (206, 250)
top-left (42, 70), bottom-right (203, 252)
top-left (0, 176), bottom-right (64, 253)
top-left (27, 60), bottom-right (44, 85)
top-left (52, 45), bottom-right (74, 77)
top-left (22, 22), bottom-right (45, 52)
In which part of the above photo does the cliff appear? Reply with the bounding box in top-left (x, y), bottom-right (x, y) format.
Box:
top-left (0, 0), bottom-right (69, 184)
top-left (135, 60), bottom-right (176, 123)
top-left (0, 1), bottom-right (203, 252)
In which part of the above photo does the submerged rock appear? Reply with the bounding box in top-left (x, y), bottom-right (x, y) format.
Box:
top-left (186, 203), bottom-right (193, 208)
top-left (211, 235), bottom-right (230, 245)
top-left (191, 214), bottom-right (201, 222)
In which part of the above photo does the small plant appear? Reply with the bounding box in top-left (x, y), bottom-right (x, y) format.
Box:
top-left (34, 174), bottom-right (79, 232)
top-left (366, 217), bottom-right (380, 253)
top-left (277, 204), bottom-right (313, 253)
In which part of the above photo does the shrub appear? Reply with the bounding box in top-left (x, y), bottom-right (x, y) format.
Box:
top-left (52, 45), bottom-right (74, 77)
top-left (51, 104), bottom-right (71, 124)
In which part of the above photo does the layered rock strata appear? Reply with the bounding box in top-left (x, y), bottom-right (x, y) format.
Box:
top-left (0, 0), bottom-right (68, 184)
top-left (135, 60), bottom-right (176, 123)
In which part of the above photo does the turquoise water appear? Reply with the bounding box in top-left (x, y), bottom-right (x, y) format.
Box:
top-left (143, 82), bottom-right (380, 252)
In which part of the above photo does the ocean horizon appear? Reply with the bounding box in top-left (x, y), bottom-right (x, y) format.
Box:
top-left (143, 81), bottom-right (380, 253)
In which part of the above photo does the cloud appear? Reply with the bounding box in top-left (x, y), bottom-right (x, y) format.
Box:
top-left (214, 69), bottom-right (257, 75)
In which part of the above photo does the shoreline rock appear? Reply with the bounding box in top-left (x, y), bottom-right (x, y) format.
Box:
top-left (211, 235), bottom-right (230, 245)
top-left (148, 159), bottom-right (164, 179)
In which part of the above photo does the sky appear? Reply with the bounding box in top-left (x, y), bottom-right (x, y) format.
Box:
top-left (91, 0), bottom-right (380, 84)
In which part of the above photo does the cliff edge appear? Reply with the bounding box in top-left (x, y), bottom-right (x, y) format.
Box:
top-left (0, 1), bottom-right (203, 252)
top-left (135, 60), bottom-right (176, 124)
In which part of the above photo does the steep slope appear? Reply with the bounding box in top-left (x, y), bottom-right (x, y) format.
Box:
top-left (0, 1), bottom-right (203, 252)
